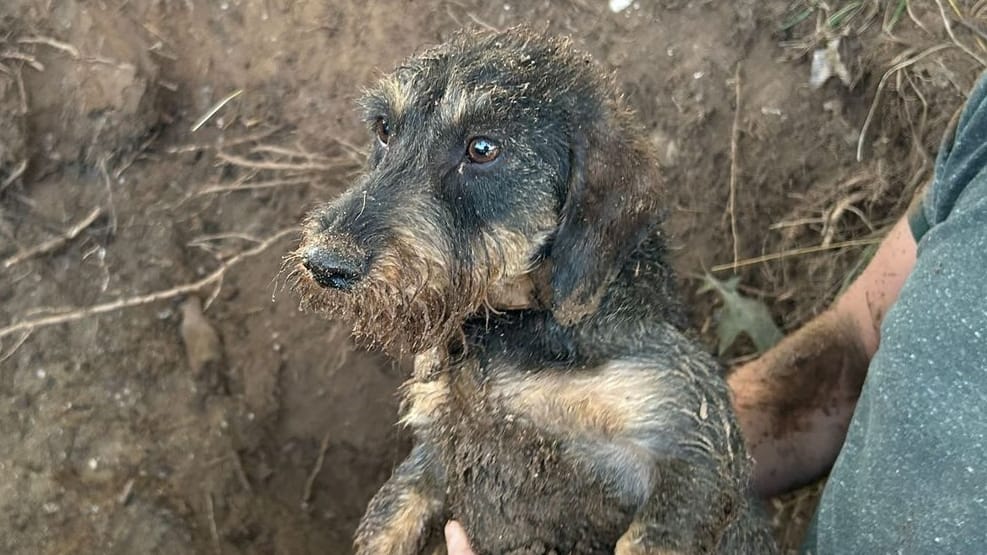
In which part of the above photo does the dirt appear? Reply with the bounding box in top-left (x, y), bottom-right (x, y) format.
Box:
top-left (1, 1), bottom-right (983, 554)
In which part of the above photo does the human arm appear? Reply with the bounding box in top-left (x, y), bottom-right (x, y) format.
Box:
top-left (728, 215), bottom-right (917, 497)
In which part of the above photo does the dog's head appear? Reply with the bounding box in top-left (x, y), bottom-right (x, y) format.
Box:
top-left (294, 28), bottom-right (663, 352)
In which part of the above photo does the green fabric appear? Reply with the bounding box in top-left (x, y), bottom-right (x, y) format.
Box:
top-left (907, 198), bottom-right (931, 243)
top-left (805, 73), bottom-right (987, 554)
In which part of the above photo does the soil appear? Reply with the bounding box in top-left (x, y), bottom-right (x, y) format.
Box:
top-left (0, 1), bottom-right (983, 554)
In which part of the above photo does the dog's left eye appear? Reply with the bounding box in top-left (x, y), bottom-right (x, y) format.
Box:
top-left (374, 117), bottom-right (391, 145)
top-left (466, 137), bottom-right (500, 164)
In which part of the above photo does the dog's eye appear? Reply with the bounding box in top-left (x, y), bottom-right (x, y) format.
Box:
top-left (374, 117), bottom-right (390, 145)
top-left (466, 137), bottom-right (500, 164)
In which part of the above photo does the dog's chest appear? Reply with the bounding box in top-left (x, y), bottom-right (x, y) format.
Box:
top-left (403, 354), bottom-right (668, 553)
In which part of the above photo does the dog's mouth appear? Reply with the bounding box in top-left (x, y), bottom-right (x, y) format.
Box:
top-left (289, 221), bottom-right (547, 353)
top-left (288, 239), bottom-right (474, 353)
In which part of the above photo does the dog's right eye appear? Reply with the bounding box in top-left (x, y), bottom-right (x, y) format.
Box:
top-left (467, 137), bottom-right (500, 164)
top-left (374, 117), bottom-right (391, 145)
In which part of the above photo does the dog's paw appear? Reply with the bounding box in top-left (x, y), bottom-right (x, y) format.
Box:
top-left (614, 523), bottom-right (685, 555)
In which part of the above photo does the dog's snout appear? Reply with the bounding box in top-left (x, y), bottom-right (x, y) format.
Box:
top-left (302, 247), bottom-right (365, 290)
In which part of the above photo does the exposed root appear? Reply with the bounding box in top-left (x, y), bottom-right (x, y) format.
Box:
top-left (205, 492), bottom-right (222, 555)
top-left (0, 330), bottom-right (31, 364)
top-left (194, 177), bottom-right (313, 196)
top-left (98, 158), bottom-right (118, 236)
top-left (821, 191), bottom-right (872, 247)
top-left (17, 35), bottom-right (80, 58)
top-left (0, 228), bottom-right (298, 342)
top-left (0, 49), bottom-right (44, 71)
top-left (728, 63), bottom-right (743, 268)
top-left (2, 207), bottom-right (103, 269)
top-left (1, 159), bottom-right (28, 192)
top-left (249, 144), bottom-right (333, 162)
top-left (166, 126), bottom-right (284, 154)
top-left (300, 430), bottom-right (332, 509)
top-left (216, 151), bottom-right (339, 172)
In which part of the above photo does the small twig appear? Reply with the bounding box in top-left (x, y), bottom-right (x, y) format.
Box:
top-left (188, 232), bottom-right (265, 248)
top-left (117, 478), bottom-right (136, 506)
top-left (711, 237), bottom-right (881, 272)
top-left (216, 151), bottom-right (336, 172)
top-left (0, 50), bottom-right (44, 71)
top-left (194, 177), bottom-right (312, 196)
top-left (0, 228), bottom-right (298, 340)
top-left (728, 63), bottom-right (743, 268)
top-left (769, 216), bottom-right (826, 230)
top-left (821, 191), bottom-right (870, 246)
top-left (249, 144), bottom-right (332, 162)
top-left (205, 493), bottom-right (222, 555)
top-left (2, 207), bottom-right (103, 269)
top-left (301, 430), bottom-right (332, 508)
top-left (0, 330), bottom-right (32, 364)
top-left (191, 89), bottom-right (244, 132)
top-left (98, 158), bottom-right (118, 236)
top-left (14, 65), bottom-right (27, 114)
top-left (169, 171), bottom-right (256, 209)
top-left (1, 159), bottom-right (28, 191)
top-left (907, 0), bottom-right (931, 35)
top-left (166, 126), bottom-right (284, 155)
top-left (203, 272), bottom-right (225, 310)
top-left (17, 36), bottom-right (81, 58)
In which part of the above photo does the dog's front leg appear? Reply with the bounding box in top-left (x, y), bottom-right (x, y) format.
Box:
top-left (615, 457), bottom-right (736, 555)
top-left (354, 443), bottom-right (446, 555)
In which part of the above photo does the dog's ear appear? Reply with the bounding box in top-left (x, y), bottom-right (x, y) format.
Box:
top-left (549, 110), bottom-right (663, 325)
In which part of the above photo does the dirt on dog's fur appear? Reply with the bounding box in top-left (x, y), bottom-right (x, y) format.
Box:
top-left (296, 29), bottom-right (775, 554)
top-left (1, 1), bottom-right (982, 554)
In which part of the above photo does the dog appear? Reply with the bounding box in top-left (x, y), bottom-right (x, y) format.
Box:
top-left (292, 28), bottom-right (776, 555)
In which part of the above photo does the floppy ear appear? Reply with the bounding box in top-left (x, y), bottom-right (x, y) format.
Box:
top-left (549, 110), bottom-right (664, 325)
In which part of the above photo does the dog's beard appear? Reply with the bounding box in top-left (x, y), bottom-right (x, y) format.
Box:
top-left (287, 245), bottom-right (486, 354)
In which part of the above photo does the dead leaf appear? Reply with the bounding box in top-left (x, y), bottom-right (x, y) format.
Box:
top-left (699, 274), bottom-right (783, 355)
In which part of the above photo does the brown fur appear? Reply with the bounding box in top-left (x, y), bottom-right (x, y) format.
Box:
top-left (493, 361), bottom-right (676, 438)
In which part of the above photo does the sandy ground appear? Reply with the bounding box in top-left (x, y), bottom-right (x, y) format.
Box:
top-left (1, 0), bottom-right (984, 553)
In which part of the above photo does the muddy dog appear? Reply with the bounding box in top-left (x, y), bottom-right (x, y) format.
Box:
top-left (292, 28), bottom-right (776, 555)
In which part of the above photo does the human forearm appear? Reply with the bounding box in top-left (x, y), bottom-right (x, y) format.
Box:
top-left (728, 310), bottom-right (868, 497)
top-left (730, 216), bottom-right (918, 497)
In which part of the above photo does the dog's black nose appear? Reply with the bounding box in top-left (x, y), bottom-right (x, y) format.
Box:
top-left (302, 247), bottom-right (364, 290)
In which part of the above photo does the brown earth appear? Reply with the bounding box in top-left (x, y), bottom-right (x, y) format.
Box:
top-left (1, 1), bottom-right (984, 553)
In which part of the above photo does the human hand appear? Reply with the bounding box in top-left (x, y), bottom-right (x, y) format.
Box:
top-left (445, 521), bottom-right (476, 555)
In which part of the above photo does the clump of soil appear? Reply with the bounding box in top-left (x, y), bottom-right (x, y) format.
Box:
top-left (1, 1), bottom-right (983, 554)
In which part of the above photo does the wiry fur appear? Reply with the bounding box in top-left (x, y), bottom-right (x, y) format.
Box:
top-left (293, 27), bottom-right (776, 554)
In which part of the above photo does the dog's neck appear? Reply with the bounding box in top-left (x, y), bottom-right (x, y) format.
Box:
top-left (454, 231), bottom-right (689, 370)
